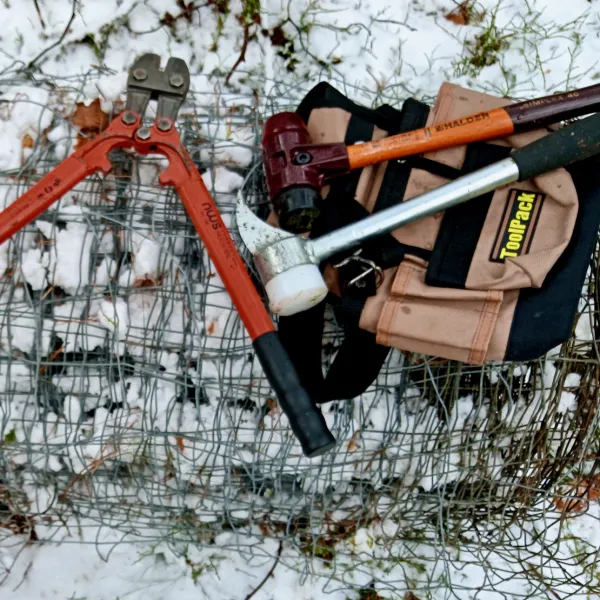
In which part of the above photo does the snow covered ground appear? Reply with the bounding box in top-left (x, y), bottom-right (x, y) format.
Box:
top-left (1, 0), bottom-right (600, 598)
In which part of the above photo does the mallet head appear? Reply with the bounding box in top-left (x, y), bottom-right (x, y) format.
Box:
top-left (262, 112), bottom-right (323, 233)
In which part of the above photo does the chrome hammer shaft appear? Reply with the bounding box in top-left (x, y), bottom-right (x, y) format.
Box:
top-left (308, 159), bottom-right (520, 263)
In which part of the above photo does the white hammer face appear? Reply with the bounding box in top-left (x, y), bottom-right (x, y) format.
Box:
top-left (235, 195), bottom-right (329, 316)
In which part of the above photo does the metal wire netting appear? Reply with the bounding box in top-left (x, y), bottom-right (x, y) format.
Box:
top-left (1, 66), bottom-right (600, 599)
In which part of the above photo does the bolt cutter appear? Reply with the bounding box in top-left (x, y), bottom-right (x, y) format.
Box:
top-left (0, 54), bottom-right (336, 458)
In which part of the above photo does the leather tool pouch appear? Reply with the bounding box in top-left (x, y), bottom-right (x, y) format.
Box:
top-left (274, 81), bottom-right (600, 403)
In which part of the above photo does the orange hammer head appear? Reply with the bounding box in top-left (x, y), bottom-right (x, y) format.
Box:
top-left (262, 112), bottom-right (349, 233)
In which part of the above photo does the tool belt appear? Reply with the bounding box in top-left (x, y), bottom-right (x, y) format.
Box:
top-left (274, 81), bottom-right (600, 403)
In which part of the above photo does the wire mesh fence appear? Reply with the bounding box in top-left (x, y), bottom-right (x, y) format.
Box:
top-left (1, 64), bottom-right (600, 599)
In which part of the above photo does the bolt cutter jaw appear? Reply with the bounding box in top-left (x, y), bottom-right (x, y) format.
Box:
top-left (125, 53), bottom-right (191, 122)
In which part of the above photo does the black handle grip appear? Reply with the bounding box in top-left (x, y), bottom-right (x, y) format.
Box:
top-left (512, 112), bottom-right (600, 181)
top-left (253, 331), bottom-right (336, 457)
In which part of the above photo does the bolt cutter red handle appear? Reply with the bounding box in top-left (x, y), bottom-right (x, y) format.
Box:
top-left (0, 54), bottom-right (336, 457)
top-left (0, 156), bottom-right (90, 243)
top-left (1, 114), bottom-right (277, 335)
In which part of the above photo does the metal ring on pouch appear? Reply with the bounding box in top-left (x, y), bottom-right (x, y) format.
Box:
top-left (333, 251), bottom-right (384, 289)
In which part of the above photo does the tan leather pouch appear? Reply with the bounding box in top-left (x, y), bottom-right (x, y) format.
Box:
top-left (278, 81), bottom-right (580, 366)
top-left (352, 83), bottom-right (578, 364)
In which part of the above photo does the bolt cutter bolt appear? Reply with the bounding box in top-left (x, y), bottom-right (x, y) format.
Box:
top-left (170, 74), bottom-right (185, 88)
top-left (122, 111), bottom-right (137, 125)
top-left (136, 127), bottom-right (151, 140)
top-left (133, 68), bottom-right (147, 81)
top-left (157, 118), bottom-right (172, 132)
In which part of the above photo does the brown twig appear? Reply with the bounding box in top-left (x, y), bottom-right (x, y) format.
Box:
top-left (225, 20), bottom-right (251, 85)
top-left (33, 0), bottom-right (46, 29)
top-left (39, 344), bottom-right (65, 376)
top-left (26, 0), bottom-right (77, 70)
top-left (244, 540), bottom-right (283, 600)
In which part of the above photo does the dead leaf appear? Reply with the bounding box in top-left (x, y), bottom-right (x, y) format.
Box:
top-left (21, 133), bottom-right (34, 149)
top-left (20, 133), bottom-right (35, 166)
top-left (134, 278), bottom-right (158, 289)
top-left (445, 2), bottom-right (474, 25)
top-left (265, 397), bottom-right (279, 415)
top-left (553, 475), bottom-right (600, 514)
top-left (0, 514), bottom-right (38, 542)
top-left (347, 431), bottom-right (360, 452)
top-left (70, 99), bottom-right (110, 149)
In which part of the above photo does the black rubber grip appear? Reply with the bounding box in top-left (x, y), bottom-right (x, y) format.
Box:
top-left (253, 331), bottom-right (336, 457)
top-left (512, 112), bottom-right (600, 181)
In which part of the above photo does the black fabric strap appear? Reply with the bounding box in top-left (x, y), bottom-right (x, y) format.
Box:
top-left (372, 157), bottom-right (462, 213)
top-left (278, 88), bottom-right (447, 403)
top-left (404, 156), bottom-right (463, 181)
top-left (378, 98), bottom-right (430, 135)
top-left (297, 81), bottom-right (413, 133)
top-left (276, 303), bottom-right (327, 402)
top-left (372, 100), bottom-right (432, 213)
top-left (371, 159), bottom-right (413, 213)
top-left (321, 328), bottom-right (392, 401)
top-left (316, 111), bottom-right (375, 245)
top-left (425, 142), bottom-right (513, 289)
top-left (277, 101), bottom-right (386, 403)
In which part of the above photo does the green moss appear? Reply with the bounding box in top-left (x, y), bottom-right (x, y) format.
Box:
top-left (241, 0), bottom-right (261, 25)
top-left (467, 25), bottom-right (510, 70)
top-left (209, 0), bottom-right (230, 15)
top-left (264, 24), bottom-right (299, 72)
top-left (454, 13), bottom-right (511, 78)
top-left (210, 14), bottom-right (226, 52)
top-left (80, 33), bottom-right (102, 61)
top-left (358, 588), bottom-right (384, 600)
top-left (300, 536), bottom-right (335, 566)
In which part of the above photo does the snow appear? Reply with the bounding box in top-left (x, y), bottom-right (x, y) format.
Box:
top-left (557, 391), bottom-right (577, 414)
top-left (97, 297), bottom-right (130, 340)
top-left (95, 256), bottom-right (117, 286)
top-left (19, 247), bottom-right (49, 290)
top-left (199, 124), bottom-right (255, 168)
top-left (132, 235), bottom-right (162, 281)
top-left (53, 299), bottom-right (107, 353)
top-left (43, 206), bottom-right (95, 295)
top-left (0, 298), bottom-right (53, 355)
top-left (0, 241), bottom-right (8, 276)
top-left (0, 86), bottom-right (52, 170)
top-left (202, 166), bottom-right (245, 197)
top-left (1, 0), bottom-right (600, 598)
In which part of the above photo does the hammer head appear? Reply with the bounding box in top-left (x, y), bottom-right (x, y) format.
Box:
top-left (262, 112), bottom-right (323, 233)
top-left (236, 194), bottom-right (328, 316)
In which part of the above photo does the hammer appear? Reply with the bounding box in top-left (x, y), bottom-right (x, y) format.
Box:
top-left (263, 83), bottom-right (600, 233)
top-left (238, 111), bottom-right (600, 316)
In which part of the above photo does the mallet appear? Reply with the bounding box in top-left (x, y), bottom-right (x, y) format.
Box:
top-left (238, 111), bottom-right (600, 316)
top-left (263, 83), bottom-right (600, 233)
